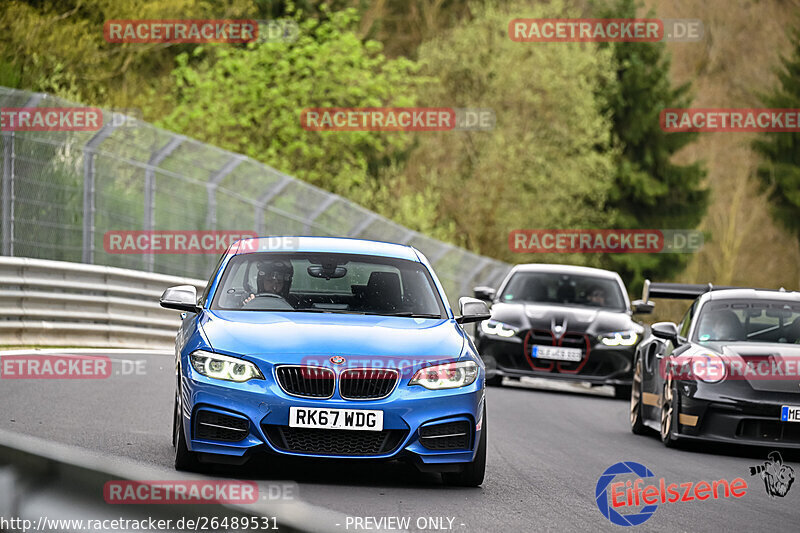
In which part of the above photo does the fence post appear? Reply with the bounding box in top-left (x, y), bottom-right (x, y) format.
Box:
top-left (1, 93), bottom-right (43, 257)
top-left (460, 256), bottom-right (490, 298)
top-left (144, 136), bottom-right (184, 271)
top-left (255, 173), bottom-right (292, 236)
top-left (1, 131), bottom-right (14, 256)
top-left (303, 195), bottom-right (337, 235)
top-left (348, 212), bottom-right (377, 237)
top-left (204, 155), bottom-right (245, 230)
top-left (82, 123), bottom-right (117, 264)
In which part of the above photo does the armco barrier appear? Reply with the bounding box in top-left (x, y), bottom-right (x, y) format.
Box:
top-left (0, 86), bottom-right (512, 304)
top-left (0, 428), bottom-right (357, 533)
top-left (0, 256), bottom-right (205, 349)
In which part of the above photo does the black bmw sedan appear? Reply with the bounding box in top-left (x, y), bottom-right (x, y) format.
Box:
top-left (473, 264), bottom-right (650, 399)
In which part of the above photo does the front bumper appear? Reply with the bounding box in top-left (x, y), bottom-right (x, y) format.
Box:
top-left (478, 333), bottom-right (634, 386)
top-left (672, 380), bottom-right (800, 448)
top-left (178, 364), bottom-right (484, 467)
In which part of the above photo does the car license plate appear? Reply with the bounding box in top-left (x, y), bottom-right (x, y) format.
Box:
top-left (289, 407), bottom-right (383, 431)
top-left (781, 405), bottom-right (800, 422)
top-left (531, 345), bottom-right (583, 362)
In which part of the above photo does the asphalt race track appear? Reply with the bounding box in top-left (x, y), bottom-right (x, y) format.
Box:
top-left (1, 350), bottom-right (798, 532)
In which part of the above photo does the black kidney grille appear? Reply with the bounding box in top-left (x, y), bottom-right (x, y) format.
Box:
top-left (276, 366), bottom-right (335, 398)
top-left (339, 368), bottom-right (399, 400)
top-left (262, 425), bottom-right (407, 456)
top-left (419, 420), bottom-right (471, 450)
top-left (194, 410), bottom-right (249, 442)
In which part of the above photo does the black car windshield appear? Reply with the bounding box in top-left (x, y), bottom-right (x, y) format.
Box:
top-left (695, 299), bottom-right (800, 343)
top-left (499, 272), bottom-right (626, 311)
top-left (210, 252), bottom-right (446, 317)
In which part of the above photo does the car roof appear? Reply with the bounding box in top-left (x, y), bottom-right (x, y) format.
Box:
top-left (704, 288), bottom-right (800, 302)
top-left (509, 263), bottom-right (621, 279)
top-left (231, 236), bottom-right (420, 261)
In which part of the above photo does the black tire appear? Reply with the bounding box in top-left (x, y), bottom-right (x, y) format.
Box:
top-left (660, 377), bottom-right (680, 448)
top-left (173, 391), bottom-right (201, 471)
top-left (630, 357), bottom-right (647, 435)
top-left (614, 385), bottom-right (632, 400)
top-left (442, 407), bottom-right (487, 487)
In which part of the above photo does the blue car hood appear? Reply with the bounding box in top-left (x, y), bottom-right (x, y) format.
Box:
top-left (200, 311), bottom-right (465, 360)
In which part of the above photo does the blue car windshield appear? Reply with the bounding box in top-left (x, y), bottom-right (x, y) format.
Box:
top-left (210, 252), bottom-right (446, 317)
top-left (499, 272), bottom-right (626, 312)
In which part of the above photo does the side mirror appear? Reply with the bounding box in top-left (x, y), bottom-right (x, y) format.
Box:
top-left (651, 322), bottom-right (680, 344)
top-left (456, 297), bottom-right (491, 324)
top-left (632, 299), bottom-right (655, 314)
top-left (160, 285), bottom-right (200, 313)
top-left (473, 286), bottom-right (496, 301)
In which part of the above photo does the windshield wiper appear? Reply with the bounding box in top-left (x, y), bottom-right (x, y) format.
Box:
top-left (372, 312), bottom-right (444, 318)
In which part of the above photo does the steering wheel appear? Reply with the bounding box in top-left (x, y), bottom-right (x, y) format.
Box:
top-left (241, 292), bottom-right (286, 308)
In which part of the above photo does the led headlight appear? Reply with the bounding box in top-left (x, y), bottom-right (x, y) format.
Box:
top-left (409, 361), bottom-right (479, 390)
top-left (480, 320), bottom-right (518, 338)
top-left (599, 331), bottom-right (639, 346)
top-left (189, 350), bottom-right (264, 382)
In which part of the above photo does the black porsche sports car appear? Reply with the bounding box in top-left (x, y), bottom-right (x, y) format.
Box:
top-left (473, 264), bottom-right (651, 398)
top-left (631, 281), bottom-right (800, 448)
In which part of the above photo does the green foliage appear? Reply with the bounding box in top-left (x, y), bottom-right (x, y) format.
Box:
top-left (753, 28), bottom-right (800, 242)
top-left (159, 8), bottom-right (430, 204)
top-left (593, 0), bottom-right (708, 292)
top-left (400, 0), bottom-right (619, 261)
top-left (0, 0), bottom-right (255, 109)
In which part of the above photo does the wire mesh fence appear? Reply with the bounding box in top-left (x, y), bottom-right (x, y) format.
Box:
top-left (0, 87), bottom-right (511, 304)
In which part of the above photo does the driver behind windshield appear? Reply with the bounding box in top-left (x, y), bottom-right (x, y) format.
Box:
top-left (586, 285), bottom-right (606, 307)
top-left (697, 309), bottom-right (744, 341)
top-left (242, 259), bottom-right (294, 307)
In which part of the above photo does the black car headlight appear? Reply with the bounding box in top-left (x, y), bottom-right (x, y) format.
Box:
top-left (409, 361), bottom-right (479, 390)
top-left (189, 350), bottom-right (264, 382)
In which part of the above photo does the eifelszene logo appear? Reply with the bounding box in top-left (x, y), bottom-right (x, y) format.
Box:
top-left (595, 461), bottom-right (747, 526)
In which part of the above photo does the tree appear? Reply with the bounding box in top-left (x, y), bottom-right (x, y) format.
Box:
top-left (394, 0), bottom-right (619, 261)
top-left (753, 28), bottom-right (800, 242)
top-left (158, 8), bottom-right (429, 206)
top-left (593, 0), bottom-right (709, 292)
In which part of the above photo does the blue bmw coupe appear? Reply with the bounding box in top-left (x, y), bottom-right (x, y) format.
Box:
top-left (160, 236), bottom-right (490, 485)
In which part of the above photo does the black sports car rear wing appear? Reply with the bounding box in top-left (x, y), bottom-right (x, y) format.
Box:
top-left (641, 279), bottom-right (787, 302)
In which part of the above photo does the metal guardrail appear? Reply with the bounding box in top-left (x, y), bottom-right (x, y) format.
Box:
top-left (0, 428), bottom-right (352, 533)
top-left (0, 256), bottom-right (205, 349)
top-left (0, 86), bottom-right (512, 303)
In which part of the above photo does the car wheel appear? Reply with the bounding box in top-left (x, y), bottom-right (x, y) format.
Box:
top-left (660, 377), bottom-right (679, 448)
top-left (173, 389), bottom-right (201, 471)
top-left (442, 407), bottom-right (486, 487)
top-left (630, 357), bottom-right (647, 435)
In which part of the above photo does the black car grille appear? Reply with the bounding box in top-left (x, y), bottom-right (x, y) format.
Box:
top-left (339, 368), bottom-right (399, 400)
top-left (523, 329), bottom-right (590, 372)
top-left (194, 410), bottom-right (249, 442)
top-left (736, 419), bottom-right (800, 444)
top-left (262, 425), bottom-right (407, 456)
top-left (276, 366), bottom-right (335, 398)
top-left (419, 421), bottom-right (471, 450)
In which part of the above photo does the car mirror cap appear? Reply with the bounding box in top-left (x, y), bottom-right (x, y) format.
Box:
top-left (632, 299), bottom-right (655, 314)
top-left (457, 297), bottom-right (491, 324)
top-left (160, 285), bottom-right (200, 313)
top-left (651, 321), bottom-right (680, 343)
top-left (473, 286), bottom-right (496, 301)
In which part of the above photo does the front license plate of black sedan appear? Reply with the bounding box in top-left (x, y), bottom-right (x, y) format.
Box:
top-left (531, 345), bottom-right (583, 362)
top-left (781, 405), bottom-right (800, 422)
top-left (289, 407), bottom-right (384, 431)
